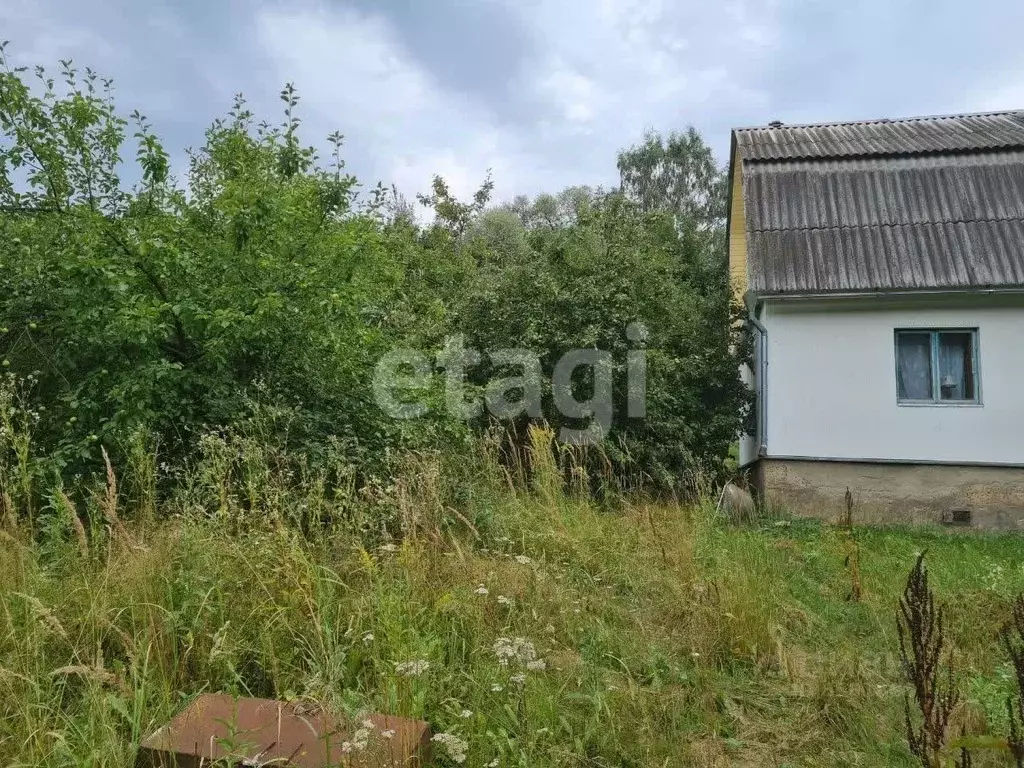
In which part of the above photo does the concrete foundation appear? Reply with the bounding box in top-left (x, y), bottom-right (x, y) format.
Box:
top-left (752, 459), bottom-right (1024, 530)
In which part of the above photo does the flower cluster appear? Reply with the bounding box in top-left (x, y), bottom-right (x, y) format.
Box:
top-left (431, 732), bottom-right (468, 764)
top-left (493, 637), bottom-right (538, 667)
top-left (491, 636), bottom-right (547, 693)
top-left (341, 718), bottom-right (376, 754)
top-left (395, 659), bottom-right (430, 677)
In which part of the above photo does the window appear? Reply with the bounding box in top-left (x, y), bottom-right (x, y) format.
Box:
top-left (895, 329), bottom-right (979, 404)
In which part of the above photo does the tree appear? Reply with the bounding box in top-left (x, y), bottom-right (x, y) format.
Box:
top-left (617, 127), bottom-right (726, 241)
top-left (0, 48), bottom-right (461, 481)
top-left (449, 187), bottom-right (751, 490)
top-left (1, 44), bottom-right (748, 501)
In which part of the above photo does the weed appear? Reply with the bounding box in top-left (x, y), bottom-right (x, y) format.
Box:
top-left (897, 552), bottom-right (960, 767)
top-left (1002, 595), bottom-right (1024, 767)
top-left (838, 487), bottom-right (863, 602)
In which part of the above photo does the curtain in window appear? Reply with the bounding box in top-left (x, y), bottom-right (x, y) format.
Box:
top-left (897, 333), bottom-right (932, 399)
top-left (938, 333), bottom-right (972, 400)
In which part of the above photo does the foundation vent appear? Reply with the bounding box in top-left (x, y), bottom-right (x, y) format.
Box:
top-left (941, 508), bottom-right (972, 527)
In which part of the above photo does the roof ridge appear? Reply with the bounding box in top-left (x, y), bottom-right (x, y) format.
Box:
top-left (748, 216), bottom-right (1024, 234)
top-left (742, 145), bottom-right (1024, 164)
top-left (734, 109), bottom-right (1024, 133)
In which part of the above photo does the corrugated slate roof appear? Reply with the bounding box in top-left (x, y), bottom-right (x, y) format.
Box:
top-left (735, 111), bottom-right (1024, 296)
top-left (748, 221), bottom-right (1024, 295)
top-left (744, 153), bottom-right (1024, 231)
top-left (735, 111), bottom-right (1024, 161)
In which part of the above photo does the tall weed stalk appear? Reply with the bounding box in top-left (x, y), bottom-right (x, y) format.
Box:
top-left (897, 552), bottom-right (961, 768)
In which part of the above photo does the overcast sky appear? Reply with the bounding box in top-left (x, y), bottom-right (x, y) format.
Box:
top-left (5, 0), bottom-right (1024, 203)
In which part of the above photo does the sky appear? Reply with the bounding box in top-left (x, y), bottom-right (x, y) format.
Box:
top-left (5, 0), bottom-right (1024, 203)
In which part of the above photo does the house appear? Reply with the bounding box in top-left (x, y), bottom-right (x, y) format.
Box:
top-left (728, 111), bottom-right (1024, 528)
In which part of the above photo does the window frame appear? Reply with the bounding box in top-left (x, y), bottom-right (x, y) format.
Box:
top-left (894, 328), bottom-right (982, 406)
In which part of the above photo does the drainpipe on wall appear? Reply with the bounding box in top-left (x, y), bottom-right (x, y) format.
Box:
top-left (747, 311), bottom-right (768, 457)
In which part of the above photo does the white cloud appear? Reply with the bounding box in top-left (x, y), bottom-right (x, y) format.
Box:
top-left (256, 3), bottom-right (549, 203)
top-left (0, 0), bottom-right (782, 203)
top-left (15, 0), bottom-right (1024, 210)
top-left (516, 0), bottom-right (776, 162)
top-left (256, 0), bottom-right (781, 205)
top-left (537, 64), bottom-right (601, 123)
top-left (0, 0), bottom-right (115, 67)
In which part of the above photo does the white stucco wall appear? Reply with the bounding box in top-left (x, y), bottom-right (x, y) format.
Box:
top-left (760, 295), bottom-right (1024, 465)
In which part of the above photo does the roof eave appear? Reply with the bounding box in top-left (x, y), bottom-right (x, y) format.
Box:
top-left (753, 286), bottom-right (1024, 302)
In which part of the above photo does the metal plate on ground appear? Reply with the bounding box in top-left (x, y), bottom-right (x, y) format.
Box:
top-left (136, 694), bottom-right (431, 767)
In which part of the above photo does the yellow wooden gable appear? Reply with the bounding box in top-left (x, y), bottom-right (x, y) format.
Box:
top-left (727, 148), bottom-right (747, 301)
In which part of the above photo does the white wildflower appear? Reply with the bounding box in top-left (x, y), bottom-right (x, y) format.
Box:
top-left (381, 729), bottom-right (396, 739)
top-left (510, 673), bottom-right (526, 686)
top-left (491, 683), bottom-right (504, 692)
top-left (379, 543), bottom-right (398, 552)
top-left (342, 728), bottom-right (370, 755)
top-left (361, 718), bottom-right (376, 730)
top-left (496, 595), bottom-right (513, 607)
top-left (474, 584), bottom-right (489, 595)
top-left (395, 659), bottom-right (430, 677)
top-left (362, 632), bottom-right (374, 645)
top-left (486, 760), bottom-right (499, 768)
top-left (493, 637), bottom-right (537, 667)
top-left (514, 555), bottom-right (531, 565)
top-left (460, 709), bottom-right (473, 719)
top-left (526, 659), bottom-right (547, 672)
top-left (431, 733), bottom-right (468, 764)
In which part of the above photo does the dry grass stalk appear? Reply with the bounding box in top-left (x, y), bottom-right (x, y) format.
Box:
top-left (897, 551), bottom-right (960, 768)
top-left (51, 664), bottom-right (117, 686)
top-left (839, 487), bottom-right (862, 602)
top-left (58, 490), bottom-right (89, 558)
top-left (100, 446), bottom-right (129, 544)
top-left (0, 489), bottom-right (14, 533)
top-left (20, 593), bottom-right (69, 640)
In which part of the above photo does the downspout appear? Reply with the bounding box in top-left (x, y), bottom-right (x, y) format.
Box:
top-left (747, 311), bottom-right (768, 457)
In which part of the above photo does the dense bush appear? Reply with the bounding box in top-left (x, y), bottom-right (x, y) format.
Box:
top-left (0, 46), bottom-right (749, 504)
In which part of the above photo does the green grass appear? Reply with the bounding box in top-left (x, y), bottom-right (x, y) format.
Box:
top-left (3, 470), bottom-right (1024, 767)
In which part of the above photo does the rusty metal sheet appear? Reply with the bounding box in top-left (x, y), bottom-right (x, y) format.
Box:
top-left (136, 694), bottom-right (431, 768)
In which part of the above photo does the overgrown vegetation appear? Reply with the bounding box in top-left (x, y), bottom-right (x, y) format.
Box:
top-left (3, 426), bottom-right (1024, 766)
top-left (0, 45), bottom-right (749, 498)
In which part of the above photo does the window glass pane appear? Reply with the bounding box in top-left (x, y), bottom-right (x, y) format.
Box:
top-left (938, 332), bottom-right (975, 400)
top-left (897, 332), bottom-right (933, 400)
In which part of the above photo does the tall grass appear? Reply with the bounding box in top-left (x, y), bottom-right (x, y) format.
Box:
top-left (2, 410), bottom-right (1024, 764)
